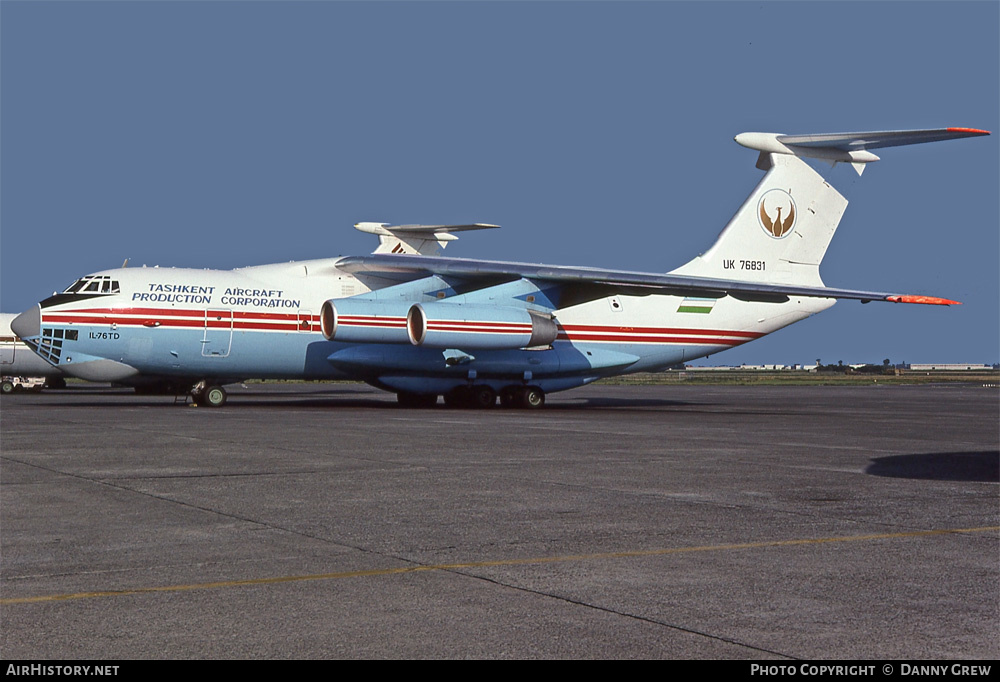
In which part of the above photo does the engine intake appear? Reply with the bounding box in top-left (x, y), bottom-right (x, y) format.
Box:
top-left (320, 299), bottom-right (412, 344)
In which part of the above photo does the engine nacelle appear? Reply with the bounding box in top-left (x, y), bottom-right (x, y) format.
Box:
top-left (320, 298), bottom-right (412, 344)
top-left (407, 302), bottom-right (558, 350)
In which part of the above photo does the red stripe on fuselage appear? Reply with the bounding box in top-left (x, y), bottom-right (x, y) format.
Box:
top-left (427, 322), bottom-right (531, 334)
top-left (424, 319), bottom-right (530, 328)
top-left (558, 332), bottom-right (749, 346)
top-left (559, 323), bottom-right (762, 338)
top-left (48, 306), bottom-right (319, 321)
top-left (42, 307), bottom-right (319, 333)
top-left (41, 308), bottom-right (760, 345)
top-left (339, 320), bottom-right (408, 328)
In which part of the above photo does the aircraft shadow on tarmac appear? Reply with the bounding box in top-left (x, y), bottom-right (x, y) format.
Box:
top-left (867, 452), bottom-right (1000, 483)
top-left (19, 386), bottom-right (698, 410)
top-left (186, 395), bottom-right (697, 410)
top-left (26, 385), bottom-right (384, 409)
top-left (546, 396), bottom-right (694, 409)
top-left (221, 394), bottom-right (698, 410)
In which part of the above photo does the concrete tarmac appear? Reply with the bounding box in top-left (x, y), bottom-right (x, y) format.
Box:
top-left (1, 383), bottom-right (997, 659)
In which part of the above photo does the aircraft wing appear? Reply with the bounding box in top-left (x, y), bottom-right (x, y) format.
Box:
top-left (336, 254), bottom-right (959, 307)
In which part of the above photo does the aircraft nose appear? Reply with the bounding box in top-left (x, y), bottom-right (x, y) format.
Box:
top-left (11, 305), bottom-right (40, 339)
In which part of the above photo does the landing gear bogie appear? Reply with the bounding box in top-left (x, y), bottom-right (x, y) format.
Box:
top-left (443, 385), bottom-right (497, 409)
top-left (443, 384), bottom-right (545, 409)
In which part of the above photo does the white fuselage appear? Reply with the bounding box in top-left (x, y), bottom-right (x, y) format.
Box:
top-left (20, 257), bottom-right (831, 394)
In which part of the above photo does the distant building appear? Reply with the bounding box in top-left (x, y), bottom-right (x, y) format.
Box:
top-left (909, 364), bottom-right (992, 371)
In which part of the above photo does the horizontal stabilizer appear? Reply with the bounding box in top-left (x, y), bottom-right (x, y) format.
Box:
top-left (777, 128), bottom-right (990, 151)
top-left (735, 127), bottom-right (990, 175)
top-left (355, 222), bottom-right (500, 256)
top-left (355, 222), bottom-right (499, 236)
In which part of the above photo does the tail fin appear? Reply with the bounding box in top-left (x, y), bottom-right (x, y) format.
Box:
top-left (671, 153), bottom-right (845, 287)
top-left (671, 127), bottom-right (990, 286)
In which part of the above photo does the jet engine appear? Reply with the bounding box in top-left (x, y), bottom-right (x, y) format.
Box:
top-left (406, 302), bottom-right (558, 350)
top-left (320, 299), bottom-right (412, 344)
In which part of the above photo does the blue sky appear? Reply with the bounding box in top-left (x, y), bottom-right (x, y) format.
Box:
top-left (2, 1), bottom-right (997, 365)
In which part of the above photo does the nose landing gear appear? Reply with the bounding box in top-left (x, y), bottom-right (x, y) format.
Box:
top-left (191, 381), bottom-right (228, 408)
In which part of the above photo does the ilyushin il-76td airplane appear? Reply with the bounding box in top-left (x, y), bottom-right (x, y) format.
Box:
top-left (11, 127), bottom-right (990, 408)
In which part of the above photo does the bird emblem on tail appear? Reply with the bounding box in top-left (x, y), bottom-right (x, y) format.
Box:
top-left (758, 189), bottom-right (796, 238)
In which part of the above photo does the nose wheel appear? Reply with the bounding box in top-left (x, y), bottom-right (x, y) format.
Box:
top-left (191, 382), bottom-right (228, 407)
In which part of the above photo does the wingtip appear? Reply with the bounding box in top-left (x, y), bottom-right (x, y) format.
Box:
top-left (886, 295), bottom-right (962, 306)
top-left (946, 127), bottom-right (990, 136)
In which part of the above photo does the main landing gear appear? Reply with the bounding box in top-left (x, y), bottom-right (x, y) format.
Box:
top-left (399, 385), bottom-right (545, 410)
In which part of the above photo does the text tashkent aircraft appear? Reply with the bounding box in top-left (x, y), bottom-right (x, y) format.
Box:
top-left (12, 128), bottom-right (989, 408)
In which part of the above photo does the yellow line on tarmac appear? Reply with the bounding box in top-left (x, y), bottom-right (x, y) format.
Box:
top-left (3, 526), bottom-right (996, 605)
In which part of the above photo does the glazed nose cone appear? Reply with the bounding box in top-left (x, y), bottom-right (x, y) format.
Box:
top-left (11, 305), bottom-right (40, 340)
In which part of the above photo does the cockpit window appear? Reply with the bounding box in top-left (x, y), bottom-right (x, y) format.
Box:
top-left (62, 275), bottom-right (120, 295)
